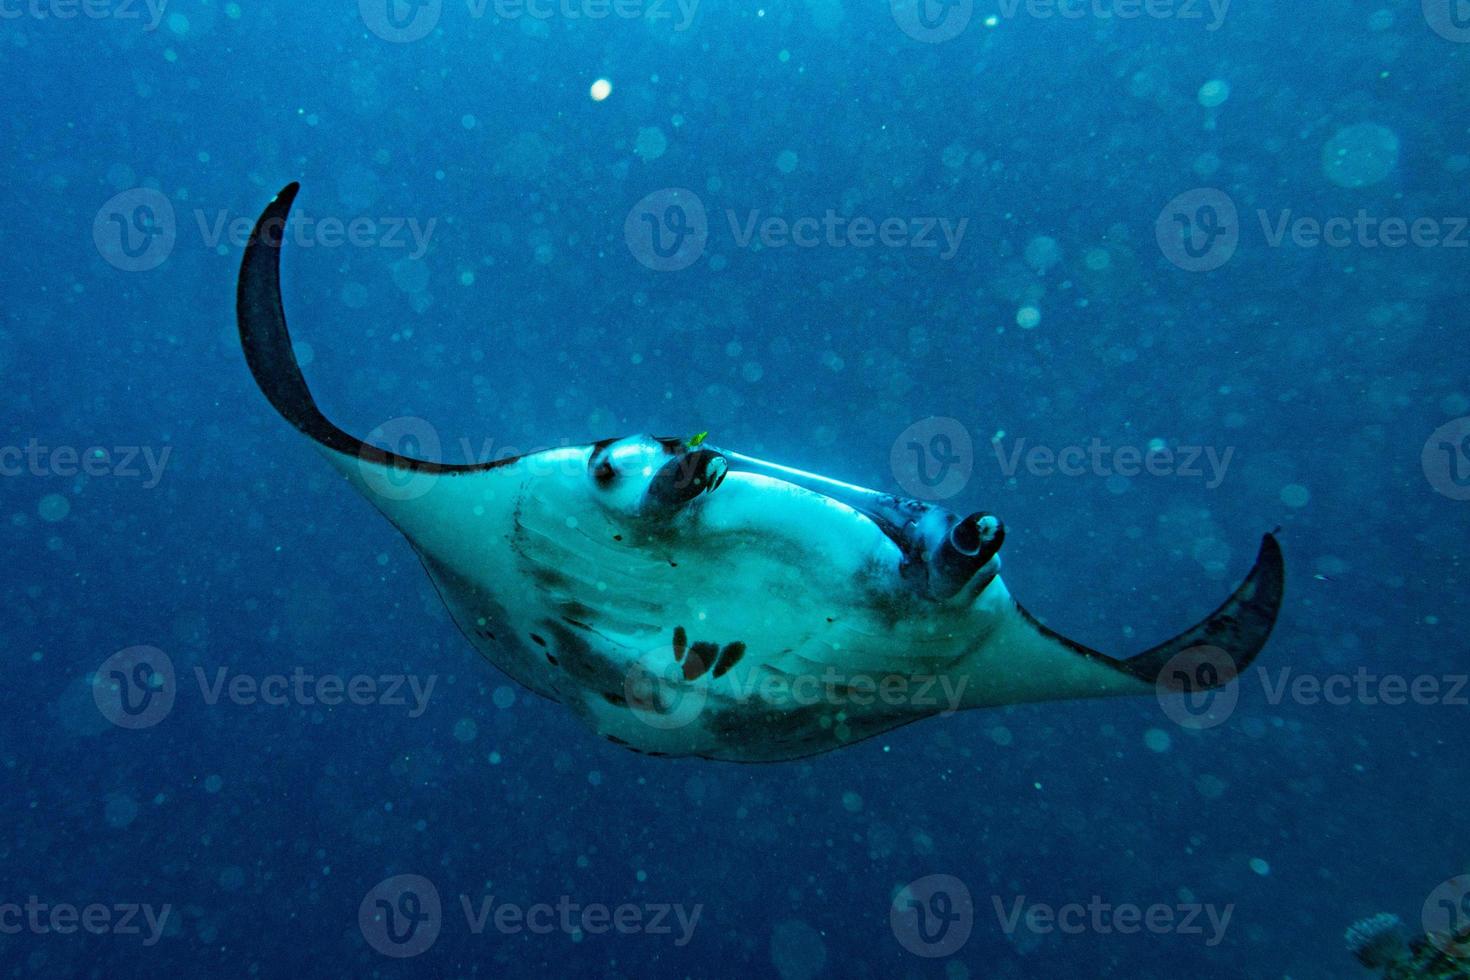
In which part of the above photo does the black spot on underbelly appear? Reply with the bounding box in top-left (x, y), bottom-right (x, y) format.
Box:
top-left (683, 641), bottom-right (719, 681)
top-left (672, 626), bottom-right (687, 662)
top-left (712, 642), bottom-right (746, 679)
top-left (530, 633), bottom-right (547, 647)
top-left (603, 692), bottom-right (628, 707)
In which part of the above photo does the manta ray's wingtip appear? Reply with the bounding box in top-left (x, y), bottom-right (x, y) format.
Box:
top-left (1119, 529), bottom-right (1286, 691)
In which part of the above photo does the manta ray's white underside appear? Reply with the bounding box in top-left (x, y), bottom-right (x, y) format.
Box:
top-left (237, 183), bottom-right (1285, 763)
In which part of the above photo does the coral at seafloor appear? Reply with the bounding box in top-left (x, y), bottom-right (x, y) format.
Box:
top-left (1346, 915), bottom-right (1470, 979)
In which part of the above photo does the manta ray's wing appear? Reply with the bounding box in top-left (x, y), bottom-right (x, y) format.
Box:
top-left (955, 533), bottom-right (1284, 707)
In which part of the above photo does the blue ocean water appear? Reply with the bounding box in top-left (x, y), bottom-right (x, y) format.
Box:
top-left (3, 0), bottom-right (1469, 976)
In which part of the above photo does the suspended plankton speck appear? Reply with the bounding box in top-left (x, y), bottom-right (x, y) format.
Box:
top-left (1016, 305), bottom-right (1042, 329)
top-left (589, 78), bottom-right (612, 102)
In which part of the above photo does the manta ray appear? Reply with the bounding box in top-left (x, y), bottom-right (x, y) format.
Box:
top-left (237, 183), bottom-right (1284, 763)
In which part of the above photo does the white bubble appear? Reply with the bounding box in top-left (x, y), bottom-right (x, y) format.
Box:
top-left (1280, 484), bottom-right (1310, 508)
top-left (1322, 123), bottom-right (1400, 188)
top-left (589, 78), bottom-right (612, 101)
top-left (1197, 79), bottom-right (1231, 108)
top-left (38, 494), bottom-right (70, 523)
top-left (634, 127), bottom-right (668, 162)
top-left (1016, 306), bottom-right (1041, 329)
top-left (1024, 235), bottom-right (1061, 274)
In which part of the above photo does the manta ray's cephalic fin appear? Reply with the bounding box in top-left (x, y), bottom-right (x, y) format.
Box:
top-left (1005, 532), bottom-right (1284, 700)
top-left (236, 181), bottom-right (509, 475)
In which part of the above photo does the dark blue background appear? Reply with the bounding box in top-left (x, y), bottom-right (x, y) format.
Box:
top-left (2, 0), bottom-right (1468, 976)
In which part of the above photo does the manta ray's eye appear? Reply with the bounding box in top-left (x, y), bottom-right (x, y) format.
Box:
top-left (593, 458), bottom-right (616, 487)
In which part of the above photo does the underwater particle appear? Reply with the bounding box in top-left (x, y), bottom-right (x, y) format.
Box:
top-left (341, 282), bottom-right (369, 309)
top-left (1015, 305), bottom-right (1041, 330)
top-left (988, 725), bottom-right (1013, 746)
top-left (104, 794), bottom-right (139, 828)
top-left (1366, 9), bottom-right (1394, 31)
top-left (218, 866), bottom-right (246, 891)
top-left (1084, 247), bottom-right (1111, 271)
top-left (589, 78), bottom-right (612, 101)
top-left (292, 341), bottom-right (314, 367)
top-left (1322, 123), bottom-right (1400, 188)
top-left (488, 751), bottom-right (502, 764)
top-left (461, 114), bottom-right (477, 130)
top-left (204, 774), bottom-right (223, 793)
top-left (1280, 483), bottom-right (1310, 508)
top-left (453, 718), bottom-right (478, 743)
top-left (1144, 728), bottom-right (1172, 753)
top-left (492, 685), bottom-right (516, 709)
top-left (634, 126), bottom-right (668, 162)
top-left (775, 149), bottom-right (798, 174)
top-left (941, 142), bottom-right (968, 169)
top-left (1195, 774), bottom-right (1227, 799)
top-left (166, 12), bottom-right (189, 35)
top-left (588, 770), bottom-right (603, 786)
top-left (390, 258), bottom-right (429, 294)
top-left (1193, 152), bottom-right (1222, 179)
top-left (841, 791), bottom-right (863, 813)
top-left (1248, 857), bottom-right (1271, 876)
top-left (1023, 235), bottom-right (1061, 274)
top-left (769, 919), bottom-right (828, 980)
top-left (1197, 78), bottom-right (1231, 108)
top-left (37, 494), bottom-right (70, 523)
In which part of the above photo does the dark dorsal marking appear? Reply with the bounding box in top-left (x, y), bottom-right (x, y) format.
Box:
top-left (672, 626), bottom-right (687, 662)
top-left (712, 642), bottom-right (746, 679)
top-left (683, 642), bottom-right (719, 681)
